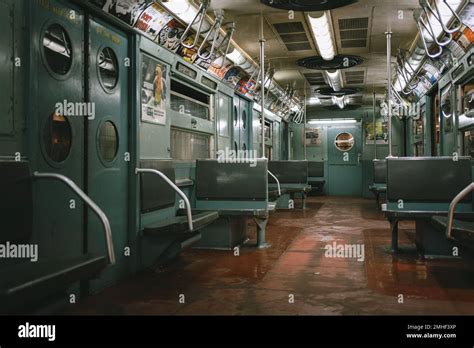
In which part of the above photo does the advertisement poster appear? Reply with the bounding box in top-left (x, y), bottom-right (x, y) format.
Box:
top-left (141, 55), bottom-right (167, 125)
top-left (194, 49), bottom-right (214, 70)
top-left (305, 128), bottom-right (322, 147)
top-left (223, 67), bottom-right (246, 89)
top-left (158, 19), bottom-right (186, 52)
top-left (365, 120), bottom-right (388, 144)
top-left (207, 57), bottom-right (234, 79)
top-left (90, 0), bottom-right (148, 26)
top-left (134, 3), bottom-right (173, 41)
top-left (236, 77), bottom-right (257, 96)
top-left (178, 34), bottom-right (200, 63)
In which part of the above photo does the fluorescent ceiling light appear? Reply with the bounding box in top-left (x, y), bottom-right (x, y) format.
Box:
top-left (325, 70), bottom-right (342, 92)
top-left (308, 119), bottom-right (357, 125)
top-left (308, 11), bottom-right (336, 61)
top-left (308, 97), bottom-right (321, 105)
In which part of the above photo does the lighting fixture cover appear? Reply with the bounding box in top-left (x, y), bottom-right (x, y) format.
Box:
top-left (297, 55), bottom-right (364, 70)
top-left (260, 0), bottom-right (358, 11)
top-left (307, 12), bottom-right (336, 61)
top-left (315, 87), bottom-right (359, 96)
top-left (324, 104), bottom-right (361, 111)
top-left (308, 119), bottom-right (358, 124)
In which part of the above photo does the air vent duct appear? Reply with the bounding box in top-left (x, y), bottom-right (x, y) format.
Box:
top-left (297, 55), bottom-right (364, 70)
top-left (273, 22), bottom-right (313, 52)
top-left (304, 72), bottom-right (327, 86)
top-left (344, 70), bottom-right (365, 85)
top-left (260, 0), bottom-right (358, 11)
top-left (338, 17), bottom-right (369, 49)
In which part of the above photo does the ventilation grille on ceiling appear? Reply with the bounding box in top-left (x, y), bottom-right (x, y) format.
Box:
top-left (344, 70), bottom-right (365, 85)
top-left (338, 17), bottom-right (369, 48)
top-left (304, 72), bottom-right (327, 86)
top-left (273, 22), bottom-right (312, 52)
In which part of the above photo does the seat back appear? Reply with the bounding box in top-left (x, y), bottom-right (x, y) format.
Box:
top-left (373, 159), bottom-right (387, 184)
top-left (0, 161), bottom-right (33, 244)
top-left (387, 157), bottom-right (472, 204)
top-left (308, 161), bottom-right (324, 178)
top-left (139, 160), bottom-right (176, 213)
top-left (268, 160), bottom-right (308, 184)
top-left (196, 159), bottom-right (268, 201)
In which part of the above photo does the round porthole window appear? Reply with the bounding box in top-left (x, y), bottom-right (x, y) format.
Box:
top-left (98, 121), bottom-right (119, 162)
top-left (242, 110), bottom-right (247, 129)
top-left (98, 47), bottom-right (119, 91)
top-left (43, 24), bottom-right (73, 75)
top-left (335, 132), bottom-right (355, 152)
top-left (43, 113), bottom-right (72, 163)
top-left (234, 106), bottom-right (238, 127)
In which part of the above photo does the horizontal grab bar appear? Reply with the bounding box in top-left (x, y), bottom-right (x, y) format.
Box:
top-left (446, 182), bottom-right (474, 239)
top-left (268, 170), bottom-right (281, 196)
top-left (136, 168), bottom-right (193, 231)
top-left (33, 172), bottom-right (115, 265)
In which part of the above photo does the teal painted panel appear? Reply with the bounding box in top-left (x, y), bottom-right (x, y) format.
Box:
top-left (385, 202), bottom-right (472, 212)
top-left (328, 165), bottom-right (362, 196)
top-left (174, 160), bottom-right (196, 181)
top-left (361, 160), bottom-right (374, 198)
top-left (273, 121), bottom-right (281, 160)
top-left (252, 108), bottom-right (261, 155)
top-left (196, 200), bottom-right (268, 210)
top-left (281, 121), bottom-right (289, 160)
top-left (240, 98), bottom-right (251, 152)
top-left (30, 0), bottom-right (85, 261)
top-left (232, 95), bottom-right (240, 152)
top-left (0, 0), bottom-right (14, 136)
top-left (328, 125), bottom-right (361, 165)
top-left (88, 19), bottom-right (130, 292)
top-left (327, 125), bottom-right (362, 196)
top-left (0, 0), bottom-right (24, 157)
top-left (170, 110), bottom-right (214, 135)
top-left (289, 123), bottom-right (305, 160)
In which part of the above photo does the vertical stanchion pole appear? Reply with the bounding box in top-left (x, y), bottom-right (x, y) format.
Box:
top-left (304, 94), bottom-right (307, 160)
top-left (257, 13), bottom-right (269, 249)
top-left (260, 14), bottom-right (266, 159)
top-left (373, 90), bottom-right (377, 159)
top-left (386, 29), bottom-right (393, 158)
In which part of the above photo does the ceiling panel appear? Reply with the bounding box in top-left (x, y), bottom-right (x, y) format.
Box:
top-left (205, 0), bottom-right (420, 104)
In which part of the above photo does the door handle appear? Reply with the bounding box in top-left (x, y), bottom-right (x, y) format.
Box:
top-left (357, 153), bottom-right (361, 165)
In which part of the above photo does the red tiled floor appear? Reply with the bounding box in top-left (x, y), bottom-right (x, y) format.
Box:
top-left (66, 196), bottom-right (474, 315)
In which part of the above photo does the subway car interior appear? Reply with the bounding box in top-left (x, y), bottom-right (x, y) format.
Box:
top-left (2, 0), bottom-right (474, 320)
